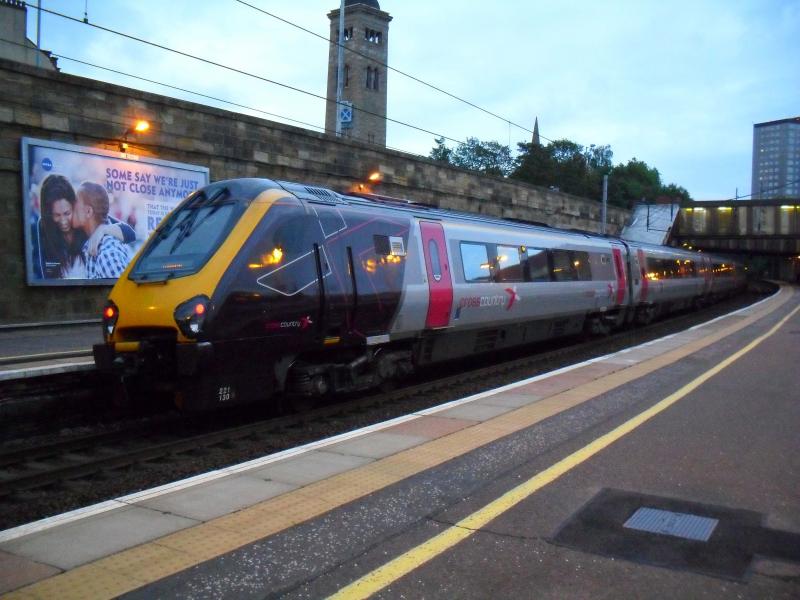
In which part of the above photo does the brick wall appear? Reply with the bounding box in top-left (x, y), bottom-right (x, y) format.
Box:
top-left (0, 58), bottom-right (629, 324)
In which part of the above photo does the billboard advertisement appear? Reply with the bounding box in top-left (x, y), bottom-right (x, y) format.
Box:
top-left (21, 138), bottom-right (210, 286)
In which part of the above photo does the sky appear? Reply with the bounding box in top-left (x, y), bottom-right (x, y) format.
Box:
top-left (25, 0), bottom-right (800, 200)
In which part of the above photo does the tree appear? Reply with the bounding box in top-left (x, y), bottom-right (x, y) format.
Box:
top-left (658, 183), bottom-right (692, 203)
top-left (584, 144), bottom-right (613, 172)
top-left (607, 158), bottom-right (662, 208)
top-left (512, 142), bottom-right (556, 188)
top-left (432, 135), bottom-right (692, 206)
top-left (429, 136), bottom-right (452, 163)
top-left (451, 137), bottom-right (514, 177)
top-left (513, 139), bottom-right (609, 198)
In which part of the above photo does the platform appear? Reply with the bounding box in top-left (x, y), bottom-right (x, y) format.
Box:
top-left (1, 285), bottom-right (798, 598)
top-left (0, 323), bottom-right (99, 382)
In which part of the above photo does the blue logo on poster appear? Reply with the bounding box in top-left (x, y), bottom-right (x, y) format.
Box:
top-left (41, 158), bottom-right (53, 171)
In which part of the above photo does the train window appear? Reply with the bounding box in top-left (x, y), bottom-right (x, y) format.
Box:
top-left (525, 248), bottom-right (551, 282)
top-left (677, 259), bottom-right (695, 277)
top-left (572, 251), bottom-right (592, 281)
top-left (461, 242), bottom-right (491, 282)
top-left (374, 235), bottom-right (391, 255)
top-left (131, 186), bottom-right (240, 281)
top-left (551, 249), bottom-right (578, 281)
top-left (495, 245), bottom-right (523, 282)
top-left (591, 252), bottom-right (615, 280)
top-left (428, 239), bottom-right (442, 282)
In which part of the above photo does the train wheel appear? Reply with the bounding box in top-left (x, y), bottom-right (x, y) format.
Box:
top-left (635, 305), bottom-right (655, 326)
top-left (585, 315), bottom-right (610, 337)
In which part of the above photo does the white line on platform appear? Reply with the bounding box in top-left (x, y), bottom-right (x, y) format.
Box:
top-left (0, 361), bottom-right (95, 381)
top-left (0, 286), bottom-right (783, 544)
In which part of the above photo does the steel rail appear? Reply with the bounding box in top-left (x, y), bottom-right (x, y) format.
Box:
top-left (0, 295), bottom-right (760, 498)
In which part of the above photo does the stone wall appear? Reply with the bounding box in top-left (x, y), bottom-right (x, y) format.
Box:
top-left (0, 58), bottom-right (629, 324)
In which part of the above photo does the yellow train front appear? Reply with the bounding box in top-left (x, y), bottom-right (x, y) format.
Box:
top-left (93, 178), bottom-right (412, 411)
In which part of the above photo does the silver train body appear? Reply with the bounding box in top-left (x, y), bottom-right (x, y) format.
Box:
top-left (96, 179), bottom-right (745, 410)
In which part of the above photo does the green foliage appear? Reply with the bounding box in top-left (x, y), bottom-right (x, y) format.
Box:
top-left (451, 137), bottom-right (514, 176)
top-left (512, 139), bottom-right (610, 199)
top-left (607, 159), bottom-right (662, 208)
top-left (659, 183), bottom-right (692, 203)
top-left (428, 136), bottom-right (690, 207)
top-left (429, 137), bottom-right (452, 163)
top-left (428, 137), bottom-right (514, 177)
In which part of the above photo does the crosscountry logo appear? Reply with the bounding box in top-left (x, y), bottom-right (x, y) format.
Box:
top-left (504, 286), bottom-right (522, 310)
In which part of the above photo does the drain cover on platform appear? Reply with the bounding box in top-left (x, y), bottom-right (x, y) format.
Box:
top-left (551, 488), bottom-right (765, 580)
top-left (624, 507), bottom-right (718, 542)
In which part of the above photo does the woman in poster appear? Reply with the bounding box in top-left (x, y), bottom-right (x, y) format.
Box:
top-left (34, 174), bottom-right (135, 279)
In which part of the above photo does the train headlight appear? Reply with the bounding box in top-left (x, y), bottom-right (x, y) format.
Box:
top-left (174, 295), bottom-right (210, 339)
top-left (102, 300), bottom-right (119, 339)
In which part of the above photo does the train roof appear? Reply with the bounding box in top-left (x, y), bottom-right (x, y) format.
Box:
top-left (274, 179), bottom-right (621, 246)
top-left (240, 178), bottom-right (736, 263)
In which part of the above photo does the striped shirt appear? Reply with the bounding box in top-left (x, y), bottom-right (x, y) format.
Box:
top-left (82, 235), bottom-right (130, 279)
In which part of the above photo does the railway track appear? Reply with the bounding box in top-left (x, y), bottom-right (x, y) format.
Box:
top-left (0, 291), bottom-right (768, 503)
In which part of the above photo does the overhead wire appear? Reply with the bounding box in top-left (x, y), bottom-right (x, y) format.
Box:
top-left (20, 2), bottom-right (467, 147)
top-left (231, 0), bottom-right (541, 139)
top-left (727, 178), bottom-right (800, 201)
top-left (0, 35), bottom-right (429, 156)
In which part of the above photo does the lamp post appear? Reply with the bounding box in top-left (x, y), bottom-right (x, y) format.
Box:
top-left (119, 120), bottom-right (150, 152)
top-left (601, 174), bottom-right (608, 234)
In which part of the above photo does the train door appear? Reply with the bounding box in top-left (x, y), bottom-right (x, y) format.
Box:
top-left (419, 221), bottom-right (453, 328)
top-left (611, 246), bottom-right (627, 305)
top-left (637, 248), bottom-right (649, 303)
top-left (309, 204), bottom-right (349, 340)
top-left (702, 255), bottom-right (713, 296)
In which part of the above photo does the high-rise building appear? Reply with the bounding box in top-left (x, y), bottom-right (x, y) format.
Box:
top-left (325, 0), bottom-right (392, 147)
top-left (751, 116), bottom-right (800, 200)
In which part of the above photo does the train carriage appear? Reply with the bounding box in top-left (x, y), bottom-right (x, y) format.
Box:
top-left (94, 178), bottom-right (745, 411)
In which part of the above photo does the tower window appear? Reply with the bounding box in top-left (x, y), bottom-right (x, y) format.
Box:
top-left (345, 64), bottom-right (350, 88)
top-left (337, 27), bottom-right (353, 42)
top-left (365, 28), bottom-right (382, 44)
top-left (365, 67), bottom-right (380, 91)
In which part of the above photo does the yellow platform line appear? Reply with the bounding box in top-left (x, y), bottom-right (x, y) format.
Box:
top-left (7, 287), bottom-right (793, 599)
top-left (329, 301), bottom-right (800, 600)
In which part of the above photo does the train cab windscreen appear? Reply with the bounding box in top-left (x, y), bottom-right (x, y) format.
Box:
top-left (130, 186), bottom-right (243, 282)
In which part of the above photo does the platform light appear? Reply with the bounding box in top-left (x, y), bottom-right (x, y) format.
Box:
top-left (367, 171), bottom-right (382, 183)
top-left (717, 207), bottom-right (732, 212)
top-left (119, 119), bottom-right (152, 152)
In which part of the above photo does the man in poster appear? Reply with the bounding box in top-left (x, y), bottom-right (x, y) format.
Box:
top-left (72, 182), bottom-right (130, 279)
top-left (23, 137), bottom-right (209, 285)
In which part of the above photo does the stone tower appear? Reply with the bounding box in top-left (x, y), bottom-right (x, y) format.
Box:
top-left (325, 0), bottom-right (392, 146)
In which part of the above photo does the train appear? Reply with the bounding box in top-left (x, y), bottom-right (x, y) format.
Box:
top-left (93, 178), bottom-right (746, 411)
